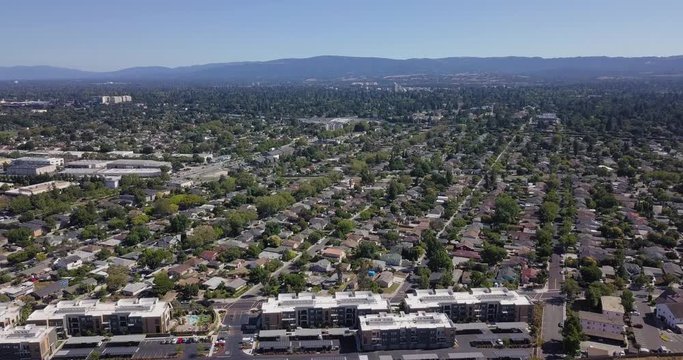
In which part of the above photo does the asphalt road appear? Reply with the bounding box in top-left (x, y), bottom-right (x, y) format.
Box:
top-left (540, 252), bottom-right (566, 359)
top-left (547, 253), bottom-right (562, 292)
top-left (632, 300), bottom-right (663, 352)
top-left (540, 296), bottom-right (565, 359)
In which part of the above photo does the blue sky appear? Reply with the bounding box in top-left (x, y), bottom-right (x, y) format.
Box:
top-left (2, 0), bottom-right (682, 71)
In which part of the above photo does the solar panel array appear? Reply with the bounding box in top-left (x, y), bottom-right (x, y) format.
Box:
top-left (56, 307), bottom-right (88, 314)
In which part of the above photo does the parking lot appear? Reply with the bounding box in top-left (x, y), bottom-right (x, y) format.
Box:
top-left (659, 332), bottom-right (683, 353)
top-left (133, 343), bottom-right (180, 359)
top-left (631, 301), bottom-right (664, 353)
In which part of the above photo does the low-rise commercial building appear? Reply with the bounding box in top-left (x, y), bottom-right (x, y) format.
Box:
top-left (0, 325), bottom-right (58, 360)
top-left (6, 164), bottom-right (57, 176)
top-left (358, 312), bottom-right (456, 351)
top-left (106, 159), bottom-right (171, 169)
top-left (403, 288), bottom-right (532, 323)
top-left (5, 181), bottom-right (74, 196)
top-left (26, 298), bottom-right (171, 336)
top-left (12, 157), bottom-right (64, 167)
top-left (261, 291), bottom-right (390, 330)
top-left (64, 160), bottom-right (111, 169)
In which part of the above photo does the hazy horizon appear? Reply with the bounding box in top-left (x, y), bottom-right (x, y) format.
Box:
top-left (3, 0), bottom-right (683, 71)
top-left (3, 54), bottom-right (683, 73)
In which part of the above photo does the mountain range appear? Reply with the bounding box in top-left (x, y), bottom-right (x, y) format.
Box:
top-left (1, 55), bottom-right (683, 82)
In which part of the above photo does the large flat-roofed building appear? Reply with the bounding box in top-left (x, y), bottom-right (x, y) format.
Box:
top-left (60, 167), bottom-right (163, 178)
top-left (403, 288), bottom-right (532, 323)
top-left (12, 157), bottom-right (64, 167)
top-left (261, 291), bottom-right (390, 330)
top-left (100, 168), bottom-right (163, 177)
top-left (64, 160), bottom-right (111, 169)
top-left (60, 159), bottom-right (167, 178)
top-left (26, 298), bottom-right (171, 336)
top-left (5, 181), bottom-right (75, 196)
top-left (101, 95), bottom-right (132, 104)
top-left (0, 325), bottom-right (58, 360)
top-left (358, 312), bottom-right (456, 351)
top-left (106, 159), bottom-right (171, 170)
top-left (6, 164), bottom-right (57, 176)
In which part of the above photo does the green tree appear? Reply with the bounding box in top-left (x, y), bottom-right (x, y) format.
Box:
top-left (6, 227), bottom-right (33, 247)
top-left (179, 284), bottom-right (200, 300)
top-left (586, 281), bottom-right (614, 309)
top-left (580, 264), bottom-right (602, 284)
top-left (493, 193), bottom-right (521, 225)
top-left (152, 271), bottom-right (175, 296)
top-left (168, 214), bottom-right (191, 233)
top-left (355, 241), bottom-right (381, 259)
top-left (561, 278), bottom-right (581, 301)
top-left (106, 265), bottom-right (130, 291)
top-left (481, 242), bottom-right (507, 265)
top-left (562, 311), bottom-right (583, 356)
top-left (280, 273), bottom-right (306, 293)
top-left (153, 198), bottom-right (179, 216)
top-left (539, 201), bottom-right (560, 223)
top-left (249, 266), bottom-right (270, 284)
top-left (123, 225), bottom-right (152, 246)
top-left (335, 219), bottom-right (355, 237)
top-left (255, 192), bottom-right (295, 217)
top-left (418, 267), bottom-right (431, 289)
top-left (264, 235), bottom-right (282, 248)
top-left (70, 203), bottom-right (98, 227)
top-left (183, 224), bottom-right (219, 249)
top-left (621, 289), bottom-right (635, 313)
top-left (138, 248), bottom-right (173, 269)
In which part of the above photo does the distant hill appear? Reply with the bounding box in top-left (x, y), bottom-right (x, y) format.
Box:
top-left (2, 55), bottom-right (683, 81)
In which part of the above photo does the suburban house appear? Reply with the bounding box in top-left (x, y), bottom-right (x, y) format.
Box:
top-left (321, 247), bottom-right (346, 261)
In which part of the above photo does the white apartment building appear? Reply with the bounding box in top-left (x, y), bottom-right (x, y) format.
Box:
top-left (261, 291), bottom-right (390, 330)
top-left (403, 288), bottom-right (533, 323)
top-left (358, 311), bottom-right (456, 351)
top-left (578, 310), bottom-right (626, 344)
top-left (0, 325), bottom-right (58, 360)
top-left (655, 302), bottom-right (683, 333)
top-left (26, 298), bottom-right (171, 336)
top-left (101, 95), bottom-right (132, 104)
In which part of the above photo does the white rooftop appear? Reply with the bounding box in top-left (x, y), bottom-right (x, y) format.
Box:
top-left (404, 288), bottom-right (531, 310)
top-left (261, 291), bottom-right (389, 313)
top-left (359, 311), bottom-right (454, 331)
top-left (27, 297), bottom-right (167, 322)
top-left (0, 325), bottom-right (53, 343)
